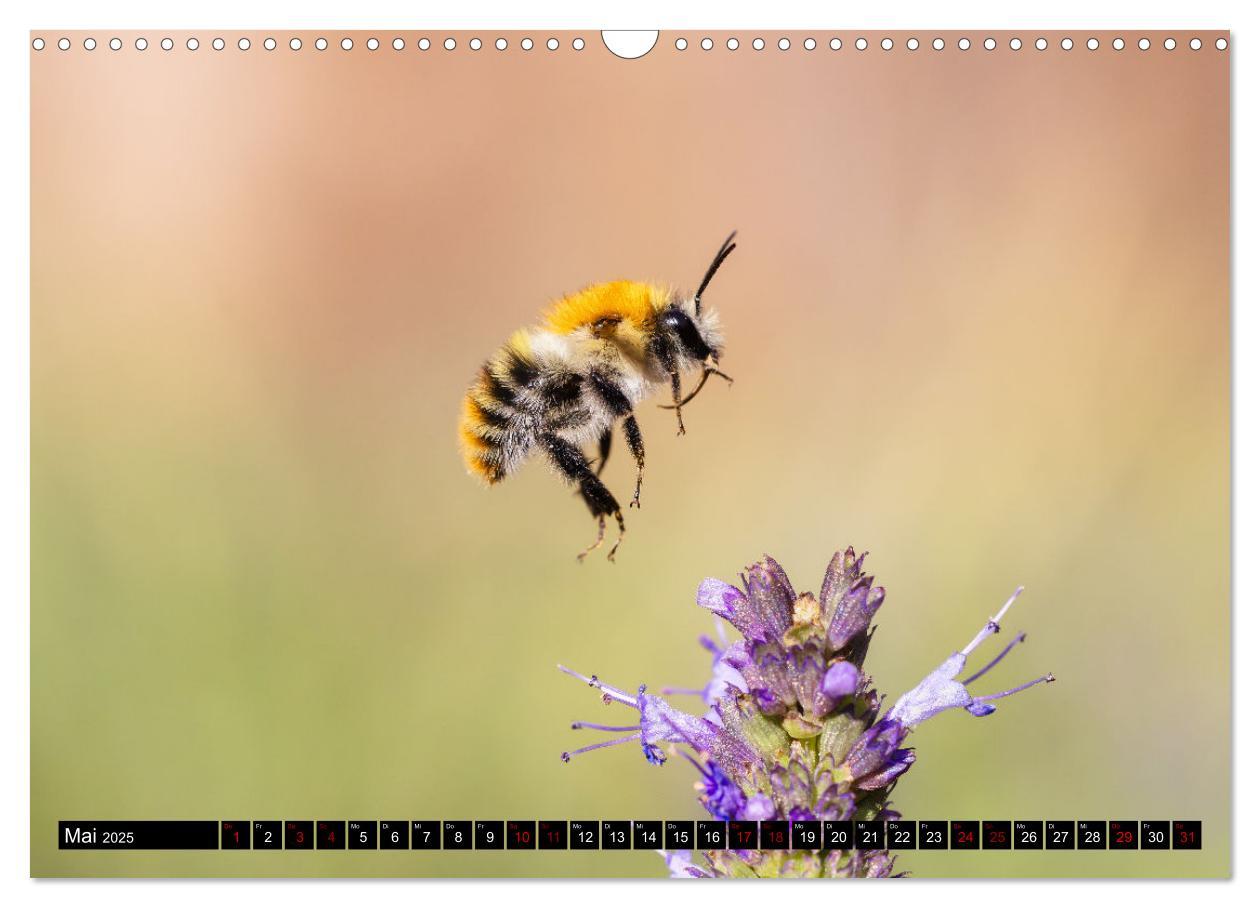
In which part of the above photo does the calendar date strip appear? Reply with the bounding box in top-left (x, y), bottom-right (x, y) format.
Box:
top-left (59, 819), bottom-right (1203, 851)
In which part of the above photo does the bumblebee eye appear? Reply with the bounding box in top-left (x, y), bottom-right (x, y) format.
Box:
top-left (659, 308), bottom-right (685, 330)
top-left (660, 307), bottom-right (712, 362)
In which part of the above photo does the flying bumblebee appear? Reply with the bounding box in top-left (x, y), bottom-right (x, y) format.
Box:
top-left (459, 233), bottom-right (737, 562)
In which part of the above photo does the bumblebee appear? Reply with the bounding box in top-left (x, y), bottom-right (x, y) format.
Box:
top-left (459, 232), bottom-right (737, 561)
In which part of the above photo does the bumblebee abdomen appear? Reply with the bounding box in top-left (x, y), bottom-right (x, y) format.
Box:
top-left (459, 389), bottom-right (511, 484)
top-left (459, 331), bottom-right (591, 484)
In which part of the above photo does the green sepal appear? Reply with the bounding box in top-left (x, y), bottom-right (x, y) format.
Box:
top-left (782, 709), bottom-right (823, 740)
top-left (819, 711), bottom-right (869, 762)
top-left (717, 692), bottom-right (790, 762)
top-left (854, 789), bottom-right (892, 821)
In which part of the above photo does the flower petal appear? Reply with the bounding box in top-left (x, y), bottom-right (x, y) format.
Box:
top-left (696, 578), bottom-right (743, 621)
top-left (826, 577), bottom-right (886, 650)
top-left (743, 557), bottom-right (796, 641)
top-left (854, 749), bottom-right (915, 790)
top-left (639, 690), bottom-right (761, 776)
top-left (886, 653), bottom-right (972, 727)
top-left (822, 660), bottom-right (860, 700)
top-left (819, 547), bottom-right (865, 621)
top-left (743, 793), bottom-right (776, 821)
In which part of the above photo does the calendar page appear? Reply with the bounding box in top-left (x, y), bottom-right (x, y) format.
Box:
top-left (29, 27), bottom-right (1230, 880)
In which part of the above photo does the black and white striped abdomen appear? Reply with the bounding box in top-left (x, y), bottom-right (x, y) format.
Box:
top-left (460, 332), bottom-right (590, 483)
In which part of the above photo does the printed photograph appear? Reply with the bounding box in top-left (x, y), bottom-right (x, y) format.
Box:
top-left (29, 28), bottom-right (1230, 879)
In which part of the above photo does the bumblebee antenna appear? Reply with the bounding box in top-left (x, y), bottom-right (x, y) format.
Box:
top-left (694, 231), bottom-right (737, 314)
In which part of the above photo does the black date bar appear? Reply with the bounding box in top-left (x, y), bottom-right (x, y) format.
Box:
top-left (60, 821), bottom-right (219, 850)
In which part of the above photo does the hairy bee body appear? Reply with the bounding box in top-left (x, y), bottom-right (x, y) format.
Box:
top-left (459, 235), bottom-right (736, 560)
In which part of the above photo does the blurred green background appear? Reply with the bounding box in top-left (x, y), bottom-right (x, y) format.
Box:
top-left (31, 30), bottom-right (1229, 877)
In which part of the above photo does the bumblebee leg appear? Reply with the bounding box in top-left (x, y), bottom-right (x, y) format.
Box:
top-left (622, 415), bottom-right (645, 508)
top-left (541, 433), bottom-right (626, 563)
top-left (657, 365), bottom-right (734, 413)
top-left (578, 478), bottom-right (625, 563)
top-left (591, 427), bottom-right (613, 477)
top-left (701, 364), bottom-right (735, 390)
top-left (669, 369), bottom-right (686, 435)
top-left (572, 430), bottom-right (612, 504)
top-left (577, 513), bottom-right (606, 561)
top-left (586, 369), bottom-right (646, 509)
top-left (605, 507), bottom-right (627, 561)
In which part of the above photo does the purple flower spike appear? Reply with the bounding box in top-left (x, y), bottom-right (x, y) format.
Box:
top-left (559, 551), bottom-right (1054, 879)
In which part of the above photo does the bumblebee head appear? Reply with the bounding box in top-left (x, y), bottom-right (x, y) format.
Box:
top-left (658, 302), bottom-right (721, 365)
top-left (656, 232), bottom-right (736, 365)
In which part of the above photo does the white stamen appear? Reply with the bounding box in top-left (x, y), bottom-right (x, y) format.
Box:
top-left (961, 587), bottom-right (1024, 656)
top-left (557, 664), bottom-right (638, 707)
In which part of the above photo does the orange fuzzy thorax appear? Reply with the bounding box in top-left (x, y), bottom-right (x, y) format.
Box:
top-left (543, 280), bottom-right (672, 334)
